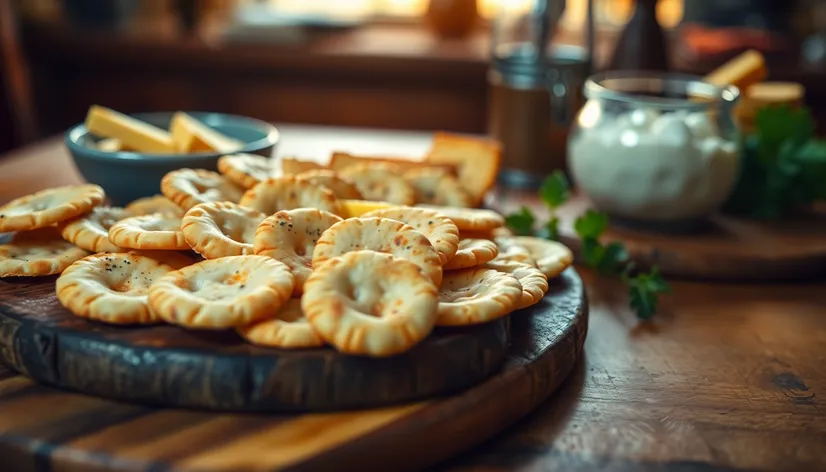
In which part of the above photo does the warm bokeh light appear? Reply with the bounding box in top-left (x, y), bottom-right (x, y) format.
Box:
top-left (258, 0), bottom-right (684, 28)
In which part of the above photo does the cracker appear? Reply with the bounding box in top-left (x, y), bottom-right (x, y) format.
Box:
top-left (460, 227), bottom-right (514, 240)
top-left (125, 195), bottom-right (184, 217)
top-left (0, 227), bottom-right (89, 277)
top-left (403, 168), bottom-right (473, 207)
top-left (58, 206), bottom-right (132, 253)
top-left (254, 208), bottom-right (342, 296)
top-left (362, 207), bottom-right (459, 265)
top-left (436, 268), bottom-right (522, 326)
top-left (218, 153), bottom-right (272, 189)
top-left (148, 255), bottom-right (294, 329)
top-left (425, 132), bottom-right (501, 206)
top-left (492, 237), bottom-right (536, 266)
top-left (511, 236), bottom-right (573, 279)
top-left (340, 164), bottom-right (415, 205)
top-left (329, 151), bottom-right (455, 173)
top-left (417, 205), bottom-right (504, 231)
top-left (161, 169), bottom-right (245, 211)
top-left (108, 213), bottom-right (188, 250)
top-left (182, 201), bottom-right (266, 259)
top-left (443, 238), bottom-right (498, 270)
top-left (483, 262), bottom-right (547, 310)
top-left (279, 157), bottom-right (324, 175)
top-left (126, 250), bottom-right (196, 270)
top-left (240, 176), bottom-right (342, 216)
top-left (313, 217), bottom-right (443, 286)
top-left (237, 298), bottom-right (324, 349)
top-left (296, 169), bottom-right (363, 200)
top-left (56, 253), bottom-right (174, 324)
top-left (302, 250), bottom-right (438, 357)
top-left (0, 184), bottom-right (105, 232)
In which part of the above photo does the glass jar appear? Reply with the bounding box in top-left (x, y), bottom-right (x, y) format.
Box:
top-left (567, 72), bottom-right (741, 229)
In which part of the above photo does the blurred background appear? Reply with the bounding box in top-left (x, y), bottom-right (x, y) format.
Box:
top-left (2, 0), bottom-right (825, 153)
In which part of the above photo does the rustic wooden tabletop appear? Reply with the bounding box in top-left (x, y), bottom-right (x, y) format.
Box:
top-left (1, 125), bottom-right (825, 471)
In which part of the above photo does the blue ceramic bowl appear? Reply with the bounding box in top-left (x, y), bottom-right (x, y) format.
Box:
top-left (66, 112), bottom-right (279, 206)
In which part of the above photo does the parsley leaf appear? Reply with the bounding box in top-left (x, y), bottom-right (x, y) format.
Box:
top-left (627, 267), bottom-right (671, 320)
top-left (573, 210), bottom-right (608, 240)
top-left (724, 105), bottom-right (826, 219)
top-left (539, 171), bottom-right (570, 209)
top-left (544, 216), bottom-right (560, 241)
top-left (505, 206), bottom-right (535, 236)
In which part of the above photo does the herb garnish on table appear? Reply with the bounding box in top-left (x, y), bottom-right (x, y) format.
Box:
top-left (505, 172), bottom-right (670, 320)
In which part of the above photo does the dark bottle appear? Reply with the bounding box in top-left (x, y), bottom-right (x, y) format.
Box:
top-left (608, 0), bottom-right (669, 72)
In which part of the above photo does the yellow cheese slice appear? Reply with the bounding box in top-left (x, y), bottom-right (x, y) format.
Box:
top-left (745, 82), bottom-right (805, 106)
top-left (704, 49), bottom-right (767, 91)
top-left (85, 105), bottom-right (176, 154)
top-left (340, 199), bottom-right (397, 218)
top-left (170, 112), bottom-right (244, 153)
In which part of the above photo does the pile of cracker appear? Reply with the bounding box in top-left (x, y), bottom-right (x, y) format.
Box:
top-left (0, 154), bottom-right (572, 358)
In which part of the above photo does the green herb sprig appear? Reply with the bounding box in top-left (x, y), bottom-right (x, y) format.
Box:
top-left (724, 105), bottom-right (826, 219)
top-left (506, 171), bottom-right (670, 320)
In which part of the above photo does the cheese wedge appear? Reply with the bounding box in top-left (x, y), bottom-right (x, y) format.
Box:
top-left (704, 49), bottom-right (767, 91)
top-left (340, 199), bottom-right (397, 218)
top-left (85, 105), bottom-right (177, 154)
top-left (170, 112), bottom-right (244, 153)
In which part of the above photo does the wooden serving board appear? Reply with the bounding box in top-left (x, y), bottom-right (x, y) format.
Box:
top-left (0, 277), bottom-right (510, 412)
top-left (0, 269), bottom-right (587, 471)
top-left (493, 190), bottom-right (826, 282)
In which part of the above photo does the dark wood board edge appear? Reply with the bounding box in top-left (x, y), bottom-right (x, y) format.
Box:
top-left (0, 298), bottom-right (510, 412)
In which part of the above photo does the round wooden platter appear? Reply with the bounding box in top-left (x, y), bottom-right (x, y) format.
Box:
top-left (0, 276), bottom-right (509, 413)
top-left (493, 189), bottom-right (826, 282)
top-left (0, 268), bottom-right (587, 471)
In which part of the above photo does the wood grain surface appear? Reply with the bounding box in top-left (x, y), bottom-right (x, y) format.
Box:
top-left (0, 273), bottom-right (510, 412)
top-left (0, 268), bottom-right (587, 472)
top-left (3, 129), bottom-right (826, 471)
top-left (492, 190), bottom-right (826, 282)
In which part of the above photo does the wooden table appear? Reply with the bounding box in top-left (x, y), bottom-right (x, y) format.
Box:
top-left (1, 125), bottom-right (825, 471)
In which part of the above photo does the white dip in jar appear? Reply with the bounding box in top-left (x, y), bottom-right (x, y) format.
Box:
top-left (567, 74), bottom-right (742, 223)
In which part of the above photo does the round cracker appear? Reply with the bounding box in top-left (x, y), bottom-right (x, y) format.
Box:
top-left (254, 208), bottom-right (343, 296)
top-left (417, 205), bottom-right (504, 231)
top-left (161, 169), bottom-right (245, 211)
top-left (511, 237), bottom-right (573, 279)
top-left (125, 195), bottom-right (184, 217)
top-left (483, 262), bottom-right (547, 310)
top-left (296, 169), bottom-right (363, 200)
top-left (340, 164), bottom-right (415, 205)
top-left (181, 201), bottom-right (265, 259)
top-left (313, 217), bottom-right (443, 286)
top-left (302, 250), bottom-right (438, 357)
top-left (0, 184), bottom-right (105, 232)
top-left (218, 153), bottom-right (272, 189)
top-left (443, 238), bottom-right (498, 270)
top-left (493, 236), bottom-right (536, 266)
top-left (148, 255), bottom-right (294, 329)
top-left (108, 213), bottom-right (188, 250)
top-left (436, 268), bottom-right (522, 326)
top-left (403, 168), bottom-right (473, 207)
top-left (58, 206), bottom-right (132, 253)
top-left (362, 207), bottom-right (459, 265)
top-left (56, 253), bottom-right (174, 324)
top-left (240, 176), bottom-right (342, 216)
top-left (126, 250), bottom-right (196, 270)
top-left (237, 298), bottom-right (324, 349)
top-left (0, 227), bottom-right (89, 277)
